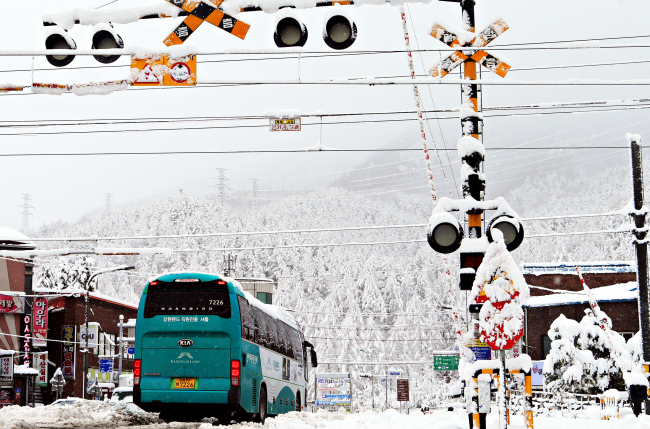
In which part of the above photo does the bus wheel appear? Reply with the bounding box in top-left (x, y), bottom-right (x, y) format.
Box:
top-left (295, 392), bottom-right (301, 412)
top-left (159, 411), bottom-right (175, 423)
top-left (256, 387), bottom-right (267, 424)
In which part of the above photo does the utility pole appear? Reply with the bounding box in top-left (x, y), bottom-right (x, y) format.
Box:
top-left (118, 315), bottom-right (124, 381)
top-left (18, 194), bottom-right (34, 232)
top-left (251, 179), bottom-right (259, 212)
top-left (630, 134), bottom-right (650, 361)
top-left (211, 168), bottom-right (230, 205)
top-left (223, 253), bottom-right (237, 277)
top-left (104, 193), bottom-right (113, 214)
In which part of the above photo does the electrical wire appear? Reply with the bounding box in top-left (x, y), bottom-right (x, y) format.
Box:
top-left (25, 209), bottom-right (629, 242)
top-left (1, 104), bottom-right (649, 138)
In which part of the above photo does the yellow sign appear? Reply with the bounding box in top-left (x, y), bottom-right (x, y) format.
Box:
top-left (269, 117), bottom-right (301, 131)
top-left (130, 54), bottom-right (197, 86)
top-left (466, 338), bottom-right (489, 348)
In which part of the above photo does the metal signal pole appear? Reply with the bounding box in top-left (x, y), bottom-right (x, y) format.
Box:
top-left (460, 0), bottom-right (484, 239)
top-left (630, 135), bottom-right (650, 361)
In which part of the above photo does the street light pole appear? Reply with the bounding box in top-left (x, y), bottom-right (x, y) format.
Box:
top-left (82, 265), bottom-right (135, 400)
top-left (360, 349), bottom-right (374, 409)
top-left (118, 314), bottom-right (124, 383)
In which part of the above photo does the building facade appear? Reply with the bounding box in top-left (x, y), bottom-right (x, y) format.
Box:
top-left (522, 262), bottom-right (639, 361)
top-left (41, 292), bottom-right (138, 401)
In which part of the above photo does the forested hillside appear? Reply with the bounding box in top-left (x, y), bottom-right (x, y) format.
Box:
top-left (31, 163), bottom-right (641, 408)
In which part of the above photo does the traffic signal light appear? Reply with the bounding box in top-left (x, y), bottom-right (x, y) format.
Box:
top-left (274, 15), bottom-right (308, 47)
top-left (486, 215), bottom-right (524, 251)
top-left (323, 14), bottom-right (357, 50)
top-left (91, 24), bottom-right (124, 64)
top-left (45, 28), bottom-right (76, 67)
top-left (459, 252), bottom-right (484, 291)
top-left (427, 212), bottom-right (463, 254)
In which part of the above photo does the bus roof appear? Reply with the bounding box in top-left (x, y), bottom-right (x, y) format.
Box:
top-left (147, 272), bottom-right (299, 330)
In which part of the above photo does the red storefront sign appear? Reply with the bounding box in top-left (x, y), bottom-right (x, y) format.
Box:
top-left (33, 352), bottom-right (48, 386)
top-left (0, 388), bottom-right (13, 409)
top-left (23, 315), bottom-right (31, 367)
top-left (61, 326), bottom-right (76, 380)
top-left (0, 295), bottom-right (24, 314)
top-left (33, 297), bottom-right (48, 347)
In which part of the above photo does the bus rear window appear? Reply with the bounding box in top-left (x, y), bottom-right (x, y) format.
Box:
top-left (143, 280), bottom-right (231, 319)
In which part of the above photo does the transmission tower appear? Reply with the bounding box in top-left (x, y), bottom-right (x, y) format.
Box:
top-left (18, 194), bottom-right (34, 232)
top-left (251, 179), bottom-right (259, 212)
top-left (104, 193), bottom-right (113, 214)
top-left (210, 168), bottom-right (230, 205)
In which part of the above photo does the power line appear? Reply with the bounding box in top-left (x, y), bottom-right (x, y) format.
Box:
top-left (0, 145), bottom-right (648, 159)
top-left (104, 193), bottom-right (113, 215)
top-left (308, 337), bottom-right (447, 342)
top-left (0, 98), bottom-right (649, 129)
top-left (251, 179), bottom-right (259, 212)
top-left (18, 194), bottom-right (34, 232)
top-left (26, 210), bottom-right (629, 242)
top-left (6, 43), bottom-right (650, 58)
top-left (210, 168), bottom-right (230, 205)
top-left (1, 104), bottom-right (649, 138)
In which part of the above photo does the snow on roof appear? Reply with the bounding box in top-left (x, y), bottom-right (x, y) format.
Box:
top-left (523, 281), bottom-right (638, 308)
top-left (14, 364), bottom-right (38, 375)
top-left (33, 287), bottom-right (138, 310)
top-left (522, 261), bottom-right (635, 276)
top-left (0, 350), bottom-right (15, 356)
top-left (0, 227), bottom-right (34, 246)
top-left (230, 278), bottom-right (298, 329)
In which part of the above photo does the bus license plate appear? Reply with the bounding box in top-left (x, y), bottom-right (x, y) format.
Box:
top-left (174, 378), bottom-right (196, 389)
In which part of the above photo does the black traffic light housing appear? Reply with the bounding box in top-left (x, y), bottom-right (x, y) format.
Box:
top-left (460, 252), bottom-right (484, 290)
top-left (486, 215), bottom-right (525, 251)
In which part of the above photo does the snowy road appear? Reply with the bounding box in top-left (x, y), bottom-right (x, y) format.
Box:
top-left (2, 401), bottom-right (650, 429)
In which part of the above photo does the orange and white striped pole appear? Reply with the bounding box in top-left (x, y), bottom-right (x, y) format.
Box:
top-left (460, 0), bottom-right (484, 239)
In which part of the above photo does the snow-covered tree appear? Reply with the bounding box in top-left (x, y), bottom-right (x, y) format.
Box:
top-left (544, 310), bottom-right (632, 394)
top-left (36, 255), bottom-right (97, 291)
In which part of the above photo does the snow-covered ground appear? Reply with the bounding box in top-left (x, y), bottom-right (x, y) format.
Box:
top-left (2, 402), bottom-right (650, 429)
top-left (0, 399), bottom-right (158, 428)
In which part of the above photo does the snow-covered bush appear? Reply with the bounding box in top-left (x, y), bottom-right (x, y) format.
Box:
top-left (543, 310), bottom-right (632, 394)
top-left (36, 255), bottom-right (97, 291)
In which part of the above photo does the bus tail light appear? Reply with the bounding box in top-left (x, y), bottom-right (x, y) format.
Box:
top-left (134, 359), bottom-right (141, 385)
top-left (231, 360), bottom-right (240, 386)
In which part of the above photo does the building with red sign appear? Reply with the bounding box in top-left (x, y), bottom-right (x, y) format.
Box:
top-left (0, 228), bottom-right (36, 407)
top-left (35, 291), bottom-right (138, 401)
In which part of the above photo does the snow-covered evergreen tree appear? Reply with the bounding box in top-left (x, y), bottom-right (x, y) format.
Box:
top-left (544, 310), bottom-right (632, 394)
top-left (36, 255), bottom-right (97, 291)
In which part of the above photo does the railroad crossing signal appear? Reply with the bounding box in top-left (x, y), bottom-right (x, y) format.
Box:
top-left (163, 0), bottom-right (250, 46)
top-left (428, 18), bottom-right (510, 78)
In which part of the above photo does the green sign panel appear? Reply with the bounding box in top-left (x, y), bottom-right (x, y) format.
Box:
top-left (434, 355), bottom-right (460, 371)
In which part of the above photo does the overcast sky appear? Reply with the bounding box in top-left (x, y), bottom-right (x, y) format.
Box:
top-left (0, 0), bottom-right (649, 231)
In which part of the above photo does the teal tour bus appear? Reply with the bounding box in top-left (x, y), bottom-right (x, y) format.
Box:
top-left (133, 272), bottom-right (317, 423)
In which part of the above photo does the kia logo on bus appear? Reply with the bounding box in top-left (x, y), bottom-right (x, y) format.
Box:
top-left (178, 339), bottom-right (194, 347)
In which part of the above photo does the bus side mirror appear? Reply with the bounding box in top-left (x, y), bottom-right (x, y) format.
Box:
top-left (310, 348), bottom-right (318, 367)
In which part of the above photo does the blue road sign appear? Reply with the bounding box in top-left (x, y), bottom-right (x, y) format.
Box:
top-left (99, 359), bottom-right (114, 374)
top-left (127, 347), bottom-right (134, 355)
top-left (470, 347), bottom-right (491, 361)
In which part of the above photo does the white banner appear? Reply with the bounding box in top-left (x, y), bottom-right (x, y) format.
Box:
top-left (531, 360), bottom-right (544, 386)
top-left (33, 352), bottom-right (48, 386)
top-left (315, 373), bottom-right (351, 411)
top-left (79, 323), bottom-right (98, 349)
top-left (0, 355), bottom-right (13, 381)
